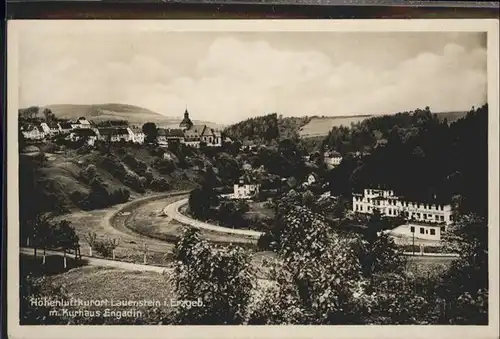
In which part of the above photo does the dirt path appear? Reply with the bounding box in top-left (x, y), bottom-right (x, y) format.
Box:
top-left (163, 198), bottom-right (263, 238)
top-left (21, 247), bottom-right (171, 273)
top-left (20, 247), bottom-right (273, 287)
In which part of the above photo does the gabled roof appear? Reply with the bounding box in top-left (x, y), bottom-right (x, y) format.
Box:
top-left (72, 128), bottom-right (97, 137)
top-left (23, 124), bottom-right (44, 133)
top-left (158, 128), bottom-right (184, 137)
top-left (59, 122), bottom-right (73, 129)
top-left (325, 150), bottom-right (342, 158)
top-left (47, 121), bottom-right (60, 129)
top-left (98, 120), bottom-right (129, 128)
top-left (185, 125), bottom-right (207, 137)
top-left (308, 172), bottom-right (320, 180)
top-left (98, 128), bottom-right (130, 136)
top-left (77, 118), bottom-right (91, 125)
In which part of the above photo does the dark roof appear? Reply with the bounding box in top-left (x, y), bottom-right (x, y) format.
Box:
top-left (325, 150), bottom-right (342, 157)
top-left (47, 121), bottom-right (59, 128)
top-left (185, 125), bottom-right (206, 137)
top-left (179, 110), bottom-right (193, 128)
top-left (99, 120), bottom-right (129, 128)
top-left (72, 128), bottom-right (97, 137)
top-left (59, 122), bottom-right (73, 129)
top-left (23, 124), bottom-right (44, 133)
top-left (158, 128), bottom-right (184, 137)
top-left (237, 175), bottom-right (259, 185)
top-left (98, 128), bottom-right (130, 136)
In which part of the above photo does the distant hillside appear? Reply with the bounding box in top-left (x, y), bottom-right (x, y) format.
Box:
top-left (298, 111), bottom-right (469, 139)
top-left (19, 103), bottom-right (223, 129)
top-left (299, 115), bottom-right (372, 139)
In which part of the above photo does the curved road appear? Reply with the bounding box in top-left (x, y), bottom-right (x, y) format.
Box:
top-left (163, 198), bottom-right (264, 239)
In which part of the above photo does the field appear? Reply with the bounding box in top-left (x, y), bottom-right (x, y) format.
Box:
top-left (298, 111), bottom-right (469, 139)
top-left (245, 201), bottom-right (275, 220)
top-left (30, 263), bottom-right (176, 325)
top-left (299, 115), bottom-right (372, 138)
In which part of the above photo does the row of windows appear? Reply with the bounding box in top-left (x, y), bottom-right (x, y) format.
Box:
top-left (410, 226), bottom-right (437, 236)
top-left (354, 204), bottom-right (446, 222)
top-left (356, 196), bottom-right (446, 211)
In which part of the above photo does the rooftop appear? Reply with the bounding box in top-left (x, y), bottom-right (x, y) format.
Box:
top-left (72, 128), bottom-right (97, 137)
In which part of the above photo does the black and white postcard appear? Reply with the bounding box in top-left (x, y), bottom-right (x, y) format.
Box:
top-left (6, 19), bottom-right (500, 339)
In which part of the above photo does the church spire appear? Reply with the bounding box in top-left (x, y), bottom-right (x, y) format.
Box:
top-left (180, 105), bottom-right (193, 130)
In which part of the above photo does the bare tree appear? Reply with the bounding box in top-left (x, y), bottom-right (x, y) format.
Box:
top-left (83, 232), bottom-right (97, 257)
top-left (108, 238), bottom-right (120, 260)
top-left (138, 242), bottom-right (149, 265)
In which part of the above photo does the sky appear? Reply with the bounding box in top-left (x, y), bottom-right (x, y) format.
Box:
top-left (16, 23), bottom-right (487, 124)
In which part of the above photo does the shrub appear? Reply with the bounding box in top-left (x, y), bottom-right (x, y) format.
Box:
top-left (123, 171), bottom-right (146, 193)
top-left (70, 190), bottom-right (88, 208)
top-left (122, 154), bottom-right (148, 176)
top-left (40, 142), bottom-right (60, 153)
top-left (172, 236), bottom-right (253, 325)
top-left (78, 164), bottom-right (98, 185)
top-left (144, 168), bottom-right (155, 182)
top-left (94, 239), bottom-right (114, 258)
top-left (111, 187), bottom-right (130, 204)
top-left (153, 158), bottom-right (177, 175)
top-left (150, 178), bottom-right (171, 192)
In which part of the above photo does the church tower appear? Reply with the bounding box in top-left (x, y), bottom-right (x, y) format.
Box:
top-left (179, 106), bottom-right (193, 130)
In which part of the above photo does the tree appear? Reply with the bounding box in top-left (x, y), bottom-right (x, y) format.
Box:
top-left (172, 234), bottom-right (253, 325)
top-left (137, 242), bottom-right (149, 265)
top-left (172, 227), bottom-right (202, 264)
top-left (53, 220), bottom-right (79, 269)
top-left (42, 108), bottom-right (54, 122)
top-left (108, 238), bottom-right (120, 260)
top-left (142, 122), bottom-right (158, 144)
top-left (438, 214), bottom-right (488, 324)
top-left (37, 215), bottom-right (54, 265)
top-left (249, 233), bottom-right (368, 325)
top-left (83, 232), bottom-right (97, 257)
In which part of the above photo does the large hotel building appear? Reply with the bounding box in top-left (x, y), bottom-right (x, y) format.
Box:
top-left (352, 188), bottom-right (453, 226)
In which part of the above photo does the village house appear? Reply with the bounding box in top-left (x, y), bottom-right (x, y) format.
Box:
top-left (303, 172), bottom-right (319, 187)
top-left (58, 122), bottom-right (73, 134)
top-left (21, 124), bottom-right (45, 140)
top-left (98, 128), bottom-right (131, 142)
top-left (69, 128), bottom-right (98, 146)
top-left (130, 128), bottom-right (145, 144)
top-left (324, 150), bottom-right (343, 167)
top-left (40, 121), bottom-right (61, 135)
top-left (157, 128), bottom-right (185, 145)
top-left (71, 117), bottom-right (92, 129)
top-left (352, 188), bottom-right (453, 226)
top-left (387, 222), bottom-right (445, 242)
top-left (233, 176), bottom-right (261, 200)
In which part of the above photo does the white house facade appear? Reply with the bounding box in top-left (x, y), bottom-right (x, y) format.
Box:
top-left (324, 151), bottom-right (343, 167)
top-left (387, 222), bottom-right (444, 242)
top-left (130, 128), bottom-right (145, 144)
top-left (352, 188), bottom-right (453, 225)
top-left (233, 182), bottom-right (260, 199)
top-left (22, 125), bottom-right (45, 140)
top-left (71, 118), bottom-right (92, 129)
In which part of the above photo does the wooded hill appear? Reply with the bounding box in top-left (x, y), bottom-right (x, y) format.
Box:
top-left (327, 105), bottom-right (488, 218)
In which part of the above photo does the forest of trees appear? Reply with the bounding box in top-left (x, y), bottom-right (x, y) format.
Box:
top-left (326, 105), bottom-right (488, 218)
top-left (223, 113), bottom-right (311, 145)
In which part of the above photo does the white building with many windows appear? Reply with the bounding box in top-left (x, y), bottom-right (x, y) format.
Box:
top-left (352, 188), bottom-right (453, 225)
top-left (233, 177), bottom-right (260, 199)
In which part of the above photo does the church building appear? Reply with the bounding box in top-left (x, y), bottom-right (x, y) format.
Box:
top-left (177, 108), bottom-right (222, 148)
